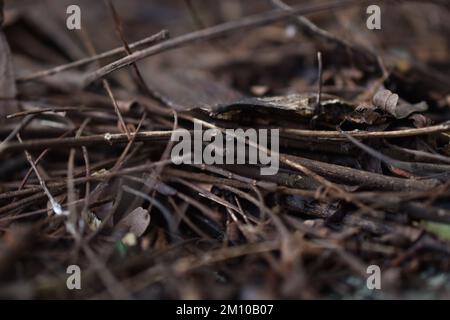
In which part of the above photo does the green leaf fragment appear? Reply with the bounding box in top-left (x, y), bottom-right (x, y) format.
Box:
top-left (423, 221), bottom-right (450, 241)
top-left (116, 240), bottom-right (127, 257)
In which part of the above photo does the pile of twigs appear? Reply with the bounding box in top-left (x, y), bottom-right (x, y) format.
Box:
top-left (0, 0), bottom-right (449, 299)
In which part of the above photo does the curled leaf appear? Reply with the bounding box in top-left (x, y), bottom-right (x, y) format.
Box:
top-left (373, 89), bottom-right (399, 115)
top-left (373, 89), bottom-right (428, 119)
top-left (408, 113), bottom-right (432, 128)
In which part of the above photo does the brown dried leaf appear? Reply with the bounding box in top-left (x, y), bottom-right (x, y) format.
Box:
top-left (408, 113), bottom-right (432, 128)
top-left (0, 8), bottom-right (17, 119)
top-left (373, 89), bottom-right (399, 116)
top-left (347, 102), bottom-right (384, 125)
top-left (214, 93), bottom-right (354, 121)
top-left (391, 101), bottom-right (428, 119)
top-left (373, 89), bottom-right (428, 119)
top-left (143, 68), bottom-right (243, 111)
top-left (116, 207), bottom-right (151, 238)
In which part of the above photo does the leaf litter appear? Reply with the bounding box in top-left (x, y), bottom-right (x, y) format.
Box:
top-left (0, 0), bottom-right (449, 299)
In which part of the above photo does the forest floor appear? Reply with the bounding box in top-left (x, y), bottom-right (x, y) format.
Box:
top-left (0, 0), bottom-right (449, 299)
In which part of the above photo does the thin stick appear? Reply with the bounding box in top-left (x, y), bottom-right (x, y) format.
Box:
top-left (316, 51), bottom-right (323, 108)
top-left (103, 80), bottom-right (131, 140)
top-left (385, 141), bottom-right (450, 165)
top-left (105, 0), bottom-right (155, 97)
top-left (3, 121), bottom-right (450, 153)
top-left (16, 130), bottom-right (74, 194)
top-left (283, 153), bottom-right (437, 191)
top-left (79, 26), bottom-right (132, 141)
top-left (190, 164), bottom-right (277, 190)
top-left (0, 115), bottom-right (35, 152)
top-left (67, 119), bottom-right (90, 222)
top-left (7, 106), bottom-right (101, 119)
top-left (282, 122), bottom-right (450, 139)
top-left (16, 30), bottom-right (169, 82)
top-left (16, 134), bottom-right (68, 216)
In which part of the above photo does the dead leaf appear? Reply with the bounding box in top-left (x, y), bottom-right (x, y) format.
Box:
top-left (408, 113), bottom-right (432, 128)
top-left (142, 68), bottom-right (243, 111)
top-left (0, 3), bottom-right (18, 120)
top-left (346, 102), bottom-right (384, 125)
top-left (373, 89), bottom-right (428, 119)
top-left (373, 89), bottom-right (399, 115)
top-left (116, 207), bottom-right (150, 238)
top-left (213, 93), bottom-right (354, 122)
